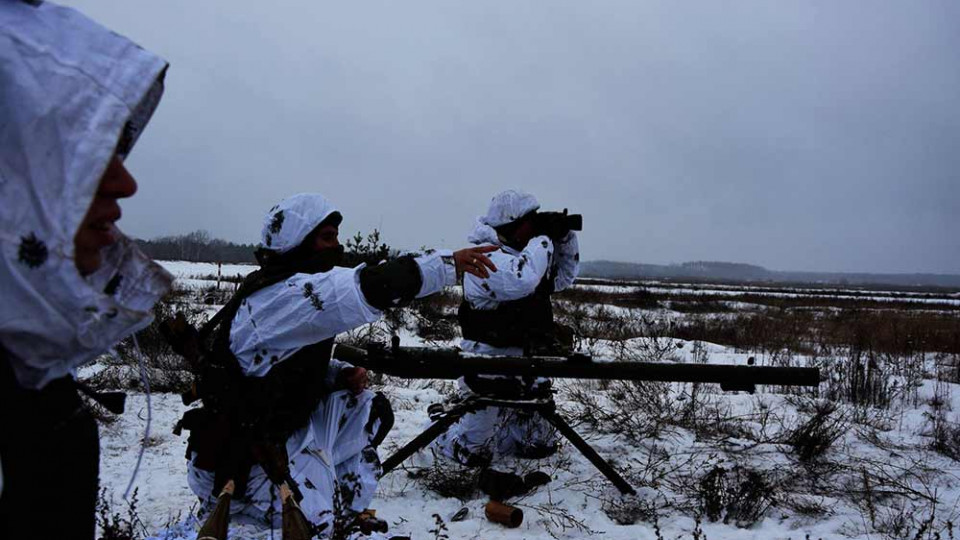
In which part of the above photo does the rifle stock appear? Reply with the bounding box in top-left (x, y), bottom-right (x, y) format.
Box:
top-left (197, 480), bottom-right (234, 540)
top-left (333, 344), bottom-right (820, 389)
top-left (280, 483), bottom-right (313, 540)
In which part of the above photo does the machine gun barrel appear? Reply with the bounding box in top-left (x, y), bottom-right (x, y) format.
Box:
top-left (333, 344), bottom-right (820, 389)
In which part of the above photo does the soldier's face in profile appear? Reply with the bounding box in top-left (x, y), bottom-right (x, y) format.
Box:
top-left (312, 224), bottom-right (340, 252)
top-left (513, 217), bottom-right (536, 246)
top-left (501, 214), bottom-right (537, 249)
top-left (74, 156), bottom-right (138, 275)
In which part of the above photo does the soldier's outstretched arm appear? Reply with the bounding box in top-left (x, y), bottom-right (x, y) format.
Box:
top-left (359, 246), bottom-right (497, 310)
top-left (464, 236), bottom-right (553, 306)
top-left (232, 247), bottom-right (497, 373)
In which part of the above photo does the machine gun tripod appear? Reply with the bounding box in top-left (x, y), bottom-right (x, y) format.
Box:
top-left (381, 387), bottom-right (637, 495)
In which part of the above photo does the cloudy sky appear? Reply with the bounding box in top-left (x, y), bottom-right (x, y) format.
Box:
top-left (68, 1), bottom-right (960, 274)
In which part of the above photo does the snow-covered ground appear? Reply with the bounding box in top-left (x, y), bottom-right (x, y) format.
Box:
top-left (93, 262), bottom-right (960, 540)
top-left (101, 377), bottom-right (861, 540)
top-left (158, 261), bottom-right (258, 279)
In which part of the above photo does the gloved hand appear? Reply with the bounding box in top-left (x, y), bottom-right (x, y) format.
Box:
top-left (159, 311), bottom-right (201, 361)
top-left (337, 367), bottom-right (369, 394)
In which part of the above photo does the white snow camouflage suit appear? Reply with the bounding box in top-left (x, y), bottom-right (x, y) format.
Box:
top-left (434, 190), bottom-right (579, 465)
top-left (0, 3), bottom-right (172, 535)
top-left (187, 193), bottom-right (458, 537)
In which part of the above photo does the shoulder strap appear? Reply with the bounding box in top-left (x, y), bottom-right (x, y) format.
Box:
top-left (198, 267), bottom-right (293, 344)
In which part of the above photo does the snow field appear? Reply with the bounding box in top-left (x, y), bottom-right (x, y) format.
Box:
top-left (93, 261), bottom-right (960, 539)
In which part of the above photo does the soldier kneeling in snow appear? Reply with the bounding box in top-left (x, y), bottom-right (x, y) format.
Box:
top-left (434, 190), bottom-right (580, 468)
top-left (173, 193), bottom-right (496, 538)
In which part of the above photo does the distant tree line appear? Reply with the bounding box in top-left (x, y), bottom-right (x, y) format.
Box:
top-left (135, 230), bottom-right (257, 264)
top-left (135, 229), bottom-right (397, 266)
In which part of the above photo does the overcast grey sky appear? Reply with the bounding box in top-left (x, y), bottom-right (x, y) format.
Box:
top-left (68, 1), bottom-right (960, 274)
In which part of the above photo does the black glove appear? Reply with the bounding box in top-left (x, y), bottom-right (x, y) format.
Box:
top-left (159, 312), bottom-right (200, 358)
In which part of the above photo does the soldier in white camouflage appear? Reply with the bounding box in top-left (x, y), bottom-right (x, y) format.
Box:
top-left (435, 190), bottom-right (580, 467)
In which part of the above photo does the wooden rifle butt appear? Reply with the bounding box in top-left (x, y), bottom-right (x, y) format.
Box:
top-left (197, 480), bottom-right (234, 540)
top-left (280, 482), bottom-right (314, 540)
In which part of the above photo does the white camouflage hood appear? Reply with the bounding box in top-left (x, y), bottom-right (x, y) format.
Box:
top-left (467, 189), bottom-right (540, 246)
top-left (0, 1), bottom-right (173, 389)
top-left (260, 193), bottom-right (340, 254)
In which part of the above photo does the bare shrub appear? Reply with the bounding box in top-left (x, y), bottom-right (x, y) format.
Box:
top-left (338, 319), bottom-right (395, 349)
top-left (565, 375), bottom-right (742, 445)
top-left (820, 351), bottom-right (913, 410)
top-left (85, 290), bottom-right (201, 393)
top-left (842, 454), bottom-right (949, 538)
top-left (630, 318), bottom-right (684, 363)
top-left (930, 417), bottom-right (960, 462)
top-left (566, 379), bottom-right (675, 441)
top-left (427, 513), bottom-right (449, 540)
top-left (699, 466), bottom-right (726, 523)
top-left (823, 309), bottom-right (960, 359)
top-left (555, 302), bottom-right (643, 355)
top-left (557, 305), bottom-right (682, 361)
top-left (197, 284), bottom-right (233, 306)
top-left (409, 290), bottom-right (460, 344)
top-left (669, 310), bottom-right (816, 357)
top-left (522, 502), bottom-right (602, 538)
top-left (118, 288), bottom-right (202, 362)
top-left (873, 500), bottom-right (955, 540)
top-left (784, 399), bottom-right (848, 462)
top-left (602, 494), bottom-right (661, 525)
top-left (96, 488), bottom-right (147, 540)
top-left (924, 381), bottom-right (960, 462)
top-left (315, 472), bottom-right (364, 540)
top-left (780, 494), bottom-right (834, 519)
top-left (695, 466), bottom-right (777, 528)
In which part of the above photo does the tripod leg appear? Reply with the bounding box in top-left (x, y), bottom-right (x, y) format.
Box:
top-left (381, 403), bottom-right (475, 474)
top-left (541, 410), bottom-right (636, 496)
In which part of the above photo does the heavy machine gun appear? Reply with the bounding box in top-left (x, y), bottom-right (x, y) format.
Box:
top-left (334, 338), bottom-right (820, 495)
top-left (334, 339), bottom-right (818, 391)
